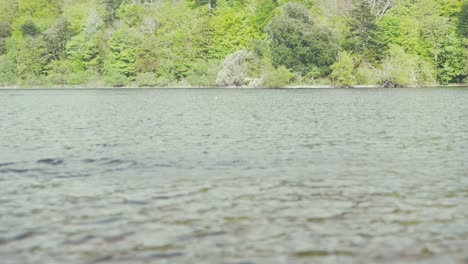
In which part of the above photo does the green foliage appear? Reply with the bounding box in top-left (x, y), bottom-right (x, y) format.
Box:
top-left (20, 19), bottom-right (41, 37)
top-left (262, 65), bottom-right (293, 88)
top-left (330, 51), bottom-right (356, 87)
top-left (136, 72), bottom-right (158, 87)
top-left (189, 0), bottom-right (217, 9)
top-left (142, 2), bottom-right (212, 81)
top-left (0, 21), bottom-right (11, 55)
top-left (210, 5), bottom-right (260, 59)
top-left (67, 71), bottom-right (92, 85)
top-left (378, 45), bottom-right (435, 87)
top-left (345, 0), bottom-right (385, 61)
top-left (15, 37), bottom-right (47, 77)
top-left (436, 34), bottom-right (465, 84)
top-left (458, 1), bottom-right (468, 38)
top-left (0, 54), bottom-right (16, 85)
top-left (83, 8), bottom-right (104, 38)
top-left (105, 26), bottom-right (141, 79)
top-left (0, 0), bottom-right (465, 86)
top-left (250, 0), bottom-right (278, 31)
top-left (0, 0), bottom-right (18, 23)
top-left (356, 63), bottom-right (380, 85)
top-left (135, 36), bottom-right (159, 74)
top-left (185, 59), bottom-right (219, 87)
top-left (43, 18), bottom-right (73, 62)
top-left (116, 3), bottom-right (144, 27)
top-left (20, 74), bottom-right (48, 87)
top-left (101, 0), bottom-right (124, 22)
top-left (0, 21), bottom-right (12, 38)
top-left (66, 34), bottom-right (103, 72)
top-left (266, 2), bottom-right (339, 76)
top-left (104, 69), bottom-right (129, 87)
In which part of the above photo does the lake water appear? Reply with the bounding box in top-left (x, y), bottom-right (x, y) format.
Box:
top-left (0, 88), bottom-right (467, 264)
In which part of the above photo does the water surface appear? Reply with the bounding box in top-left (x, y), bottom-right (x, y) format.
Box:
top-left (0, 88), bottom-right (467, 264)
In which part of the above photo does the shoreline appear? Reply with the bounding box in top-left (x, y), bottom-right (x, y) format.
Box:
top-left (0, 84), bottom-right (467, 89)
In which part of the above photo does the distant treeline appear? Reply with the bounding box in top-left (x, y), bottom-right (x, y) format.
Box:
top-left (0, 0), bottom-right (467, 87)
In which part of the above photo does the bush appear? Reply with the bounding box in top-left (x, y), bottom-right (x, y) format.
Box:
top-left (0, 55), bottom-right (16, 85)
top-left (45, 60), bottom-right (68, 85)
top-left (104, 70), bottom-right (129, 87)
top-left (20, 74), bottom-right (48, 87)
top-left (262, 66), bottom-right (293, 88)
top-left (186, 60), bottom-right (219, 87)
top-left (356, 63), bottom-right (380, 85)
top-left (377, 45), bottom-right (435, 87)
top-left (216, 50), bottom-right (252, 87)
top-left (136, 72), bottom-right (158, 87)
top-left (154, 77), bottom-right (171, 87)
top-left (417, 59), bottom-right (436, 86)
top-left (330, 51), bottom-right (356, 87)
top-left (67, 71), bottom-right (91, 85)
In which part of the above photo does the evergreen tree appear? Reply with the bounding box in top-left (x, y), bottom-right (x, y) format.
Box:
top-left (345, 0), bottom-right (385, 61)
top-left (458, 1), bottom-right (468, 38)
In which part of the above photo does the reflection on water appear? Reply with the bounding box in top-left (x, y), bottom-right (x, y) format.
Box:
top-left (0, 88), bottom-right (467, 264)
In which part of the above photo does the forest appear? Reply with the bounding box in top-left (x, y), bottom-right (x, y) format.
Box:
top-left (0, 0), bottom-right (467, 88)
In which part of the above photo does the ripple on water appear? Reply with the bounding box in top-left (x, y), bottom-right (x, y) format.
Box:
top-left (0, 89), bottom-right (467, 264)
top-left (36, 158), bottom-right (64, 166)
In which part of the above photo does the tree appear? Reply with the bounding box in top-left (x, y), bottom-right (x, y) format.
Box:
top-left (101, 0), bottom-right (124, 22)
top-left (378, 45), bottom-right (435, 87)
top-left (42, 18), bottom-right (72, 62)
top-left (116, 2), bottom-right (144, 27)
top-left (0, 0), bottom-right (464, 86)
top-left (250, 0), bottom-right (278, 32)
top-left (216, 50), bottom-right (252, 87)
top-left (20, 19), bottom-right (41, 37)
top-left (345, 0), bottom-right (385, 62)
top-left (104, 26), bottom-right (141, 79)
top-left (436, 34), bottom-right (465, 84)
top-left (135, 36), bottom-right (159, 74)
top-left (15, 37), bottom-right (47, 78)
top-left (366, 0), bottom-right (395, 18)
top-left (65, 34), bottom-right (104, 72)
top-left (266, 2), bottom-right (339, 76)
top-left (84, 8), bottom-right (104, 38)
top-left (458, 1), bottom-right (468, 38)
top-left (190, 0), bottom-right (217, 9)
top-left (210, 5), bottom-right (260, 59)
top-left (0, 21), bottom-right (11, 55)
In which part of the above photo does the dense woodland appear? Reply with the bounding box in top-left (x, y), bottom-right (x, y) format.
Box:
top-left (0, 0), bottom-right (467, 87)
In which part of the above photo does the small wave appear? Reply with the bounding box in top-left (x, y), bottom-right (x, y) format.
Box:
top-left (122, 199), bottom-right (148, 205)
top-left (0, 168), bottom-right (35, 174)
top-left (0, 162), bottom-right (15, 167)
top-left (37, 158), bottom-right (64, 166)
top-left (89, 252), bottom-right (183, 263)
top-left (102, 159), bottom-right (137, 167)
top-left (0, 231), bottom-right (37, 245)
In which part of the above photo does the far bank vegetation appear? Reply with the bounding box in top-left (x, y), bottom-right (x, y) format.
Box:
top-left (0, 0), bottom-right (467, 88)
